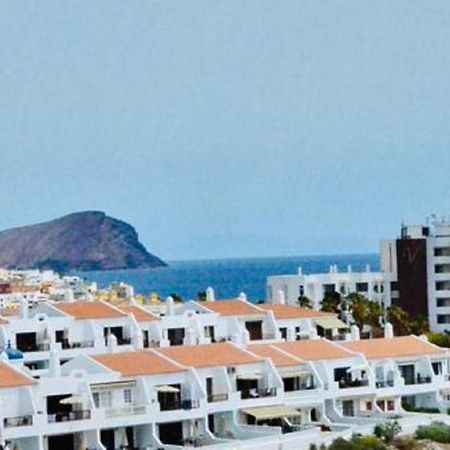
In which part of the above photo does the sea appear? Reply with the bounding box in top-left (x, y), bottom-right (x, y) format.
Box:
top-left (77, 253), bottom-right (379, 302)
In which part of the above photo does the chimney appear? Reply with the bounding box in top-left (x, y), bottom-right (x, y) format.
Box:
top-left (384, 322), bottom-right (394, 339)
top-left (276, 290), bottom-right (286, 304)
top-left (19, 297), bottom-right (28, 319)
top-left (206, 287), bottom-right (215, 302)
top-left (298, 266), bottom-right (303, 275)
top-left (350, 324), bottom-right (360, 341)
top-left (238, 292), bottom-right (247, 302)
top-left (107, 332), bottom-right (118, 352)
top-left (166, 296), bottom-right (175, 315)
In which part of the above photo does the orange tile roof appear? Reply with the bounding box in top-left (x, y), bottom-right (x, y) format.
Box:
top-left (119, 305), bottom-right (159, 322)
top-left (54, 301), bottom-right (126, 320)
top-left (249, 344), bottom-right (300, 367)
top-left (201, 299), bottom-right (264, 316)
top-left (275, 339), bottom-right (354, 361)
top-left (93, 350), bottom-right (183, 377)
top-left (0, 317), bottom-right (8, 325)
top-left (0, 362), bottom-right (36, 388)
top-left (340, 336), bottom-right (446, 359)
top-left (258, 304), bottom-right (332, 320)
top-left (0, 308), bottom-right (20, 317)
top-left (157, 342), bottom-right (261, 368)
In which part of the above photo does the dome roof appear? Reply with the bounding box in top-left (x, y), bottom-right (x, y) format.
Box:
top-left (5, 342), bottom-right (23, 360)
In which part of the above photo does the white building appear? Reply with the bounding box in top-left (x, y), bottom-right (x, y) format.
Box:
top-left (267, 218), bottom-right (450, 333)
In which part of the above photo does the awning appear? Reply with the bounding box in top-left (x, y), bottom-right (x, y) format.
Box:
top-left (281, 370), bottom-right (310, 378)
top-left (91, 380), bottom-right (136, 391)
top-left (155, 385), bottom-right (180, 393)
top-left (242, 405), bottom-right (301, 421)
top-left (315, 317), bottom-right (348, 330)
top-left (59, 395), bottom-right (84, 405)
top-left (237, 374), bottom-right (262, 381)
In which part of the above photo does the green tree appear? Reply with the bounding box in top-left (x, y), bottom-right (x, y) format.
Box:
top-left (169, 293), bottom-right (183, 303)
top-left (321, 293), bottom-right (341, 313)
top-left (387, 305), bottom-right (412, 336)
top-left (427, 332), bottom-right (450, 348)
top-left (298, 295), bottom-right (313, 309)
top-left (197, 291), bottom-right (206, 301)
top-left (410, 315), bottom-right (429, 335)
top-left (373, 419), bottom-right (401, 444)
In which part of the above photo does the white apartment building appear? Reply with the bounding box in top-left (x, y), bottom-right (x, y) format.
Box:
top-left (1, 330), bottom-right (450, 450)
top-left (267, 218), bottom-right (450, 333)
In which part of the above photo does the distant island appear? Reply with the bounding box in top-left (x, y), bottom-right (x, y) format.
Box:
top-left (0, 211), bottom-right (166, 271)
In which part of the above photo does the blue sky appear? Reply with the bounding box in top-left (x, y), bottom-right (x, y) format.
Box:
top-left (1, 1), bottom-right (450, 260)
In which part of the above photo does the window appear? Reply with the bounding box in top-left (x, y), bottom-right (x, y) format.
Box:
top-left (435, 264), bottom-right (450, 274)
top-left (101, 391), bottom-right (112, 408)
top-left (390, 282), bottom-right (398, 291)
top-left (93, 392), bottom-right (100, 408)
top-left (432, 361), bottom-right (443, 375)
top-left (435, 247), bottom-right (450, 257)
top-left (436, 281), bottom-right (450, 291)
top-left (356, 283), bottom-right (368, 292)
top-left (438, 315), bottom-right (450, 324)
top-left (299, 285), bottom-right (304, 296)
top-left (437, 298), bottom-right (450, 307)
top-left (124, 389), bottom-right (132, 404)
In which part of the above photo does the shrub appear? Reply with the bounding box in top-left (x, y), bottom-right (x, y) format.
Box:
top-left (328, 437), bottom-right (354, 450)
top-left (415, 421), bottom-right (450, 443)
top-left (372, 419), bottom-right (401, 443)
top-left (309, 445), bottom-right (318, 450)
top-left (351, 435), bottom-right (387, 450)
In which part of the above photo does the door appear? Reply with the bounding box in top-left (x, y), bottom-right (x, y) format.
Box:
top-left (342, 400), bottom-right (354, 417)
top-left (159, 422), bottom-right (183, 445)
top-left (245, 321), bottom-right (263, 340)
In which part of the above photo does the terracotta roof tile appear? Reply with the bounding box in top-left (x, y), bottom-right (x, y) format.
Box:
top-left (93, 350), bottom-right (183, 377)
top-left (258, 304), bottom-right (332, 320)
top-left (119, 305), bottom-right (159, 322)
top-left (249, 344), bottom-right (300, 367)
top-left (157, 342), bottom-right (261, 368)
top-left (0, 362), bottom-right (36, 388)
top-left (54, 301), bottom-right (126, 320)
top-left (275, 339), bottom-right (354, 361)
top-left (341, 336), bottom-right (446, 359)
top-left (0, 317), bottom-right (8, 325)
top-left (201, 299), bottom-right (264, 317)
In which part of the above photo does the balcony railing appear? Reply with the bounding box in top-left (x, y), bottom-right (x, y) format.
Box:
top-left (376, 380), bottom-right (395, 388)
top-left (104, 405), bottom-right (148, 417)
top-left (160, 399), bottom-right (200, 411)
top-left (404, 375), bottom-right (432, 385)
top-left (3, 415), bottom-right (33, 428)
top-left (240, 388), bottom-right (277, 399)
top-left (338, 379), bottom-right (369, 389)
top-left (207, 393), bottom-right (229, 403)
top-left (117, 338), bottom-right (132, 346)
top-left (48, 410), bottom-right (91, 423)
top-left (62, 340), bottom-right (95, 349)
top-left (18, 343), bottom-right (51, 352)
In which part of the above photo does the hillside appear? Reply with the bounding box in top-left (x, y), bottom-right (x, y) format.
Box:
top-left (0, 211), bottom-right (166, 271)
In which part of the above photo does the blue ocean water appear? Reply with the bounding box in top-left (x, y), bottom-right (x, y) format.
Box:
top-left (78, 254), bottom-right (379, 302)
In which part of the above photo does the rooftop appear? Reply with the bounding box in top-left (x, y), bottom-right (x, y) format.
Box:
top-left (54, 301), bottom-right (126, 320)
top-left (341, 336), bottom-right (446, 359)
top-left (249, 344), bottom-right (301, 367)
top-left (118, 305), bottom-right (159, 322)
top-left (93, 350), bottom-right (183, 377)
top-left (200, 299), bottom-right (264, 316)
top-left (275, 339), bottom-right (354, 361)
top-left (0, 362), bottom-right (36, 388)
top-left (157, 342), bottom-right (261, 368)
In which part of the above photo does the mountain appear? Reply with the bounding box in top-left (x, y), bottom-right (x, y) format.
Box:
top-left (0, 211), bottom-right (166, 271)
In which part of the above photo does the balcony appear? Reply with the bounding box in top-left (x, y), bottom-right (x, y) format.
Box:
top-left (19, 343), bottom-right (51, 352)
top-left (338, 379), bottom-right (369, 389)
top-left (159, 399), bottom-right (200, 411)
top-left (240, 388), bottom-right (277, 399)
top-left (404, 375), bottom-right (432, 385)
top-left (104, 405), bottom-right (149, 417)
top-left (48, 410), bottom-right (91, 423)
top-left (376, 380), bottom-right (395, 388)
top-left (3, 415), bottom-right (33, 428)
top-left (207, 393), bottom-right (229, 403)
top-left (62, 340), bottom-right (95, 349)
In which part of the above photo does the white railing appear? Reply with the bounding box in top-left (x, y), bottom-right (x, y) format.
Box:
top-left (104, 404), bottom-right (148, 417)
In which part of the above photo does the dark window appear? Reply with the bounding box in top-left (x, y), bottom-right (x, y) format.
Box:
top-left (245, 321), bottom-right (263, 340)
top-left (356, 283), bottom-right (368, 292)
top-left (279, 328), bottom-right (287, 340)
top-left (435, 247), bottom-right (450, 257)
top-left (390, 282), bottom-right (398, 290)
top-left (437, 298), bottom-right (450, 307)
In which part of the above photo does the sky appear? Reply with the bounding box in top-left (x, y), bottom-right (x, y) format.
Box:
top-left (1, 1), bottom-right (450, 261)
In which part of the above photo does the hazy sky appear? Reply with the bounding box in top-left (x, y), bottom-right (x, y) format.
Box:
top-left (1, 1), bottom-right (450, 261)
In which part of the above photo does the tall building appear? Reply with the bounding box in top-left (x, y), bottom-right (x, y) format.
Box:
top-left (267, 218), bottom-right (450, 333)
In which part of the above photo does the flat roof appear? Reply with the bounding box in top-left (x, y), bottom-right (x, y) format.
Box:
top-left (157, 342), bottom-right (261, 368)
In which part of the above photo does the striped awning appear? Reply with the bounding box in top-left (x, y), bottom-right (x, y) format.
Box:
top-left (242, 405), bottom-right (301, 421)
top-left (91, 380), bottom-right (136, 391)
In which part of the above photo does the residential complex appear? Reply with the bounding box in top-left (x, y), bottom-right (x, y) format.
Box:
top-left (267, 218), bottom-right (450, 332)
top-left (1, 285), bottom-right (450, 450)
